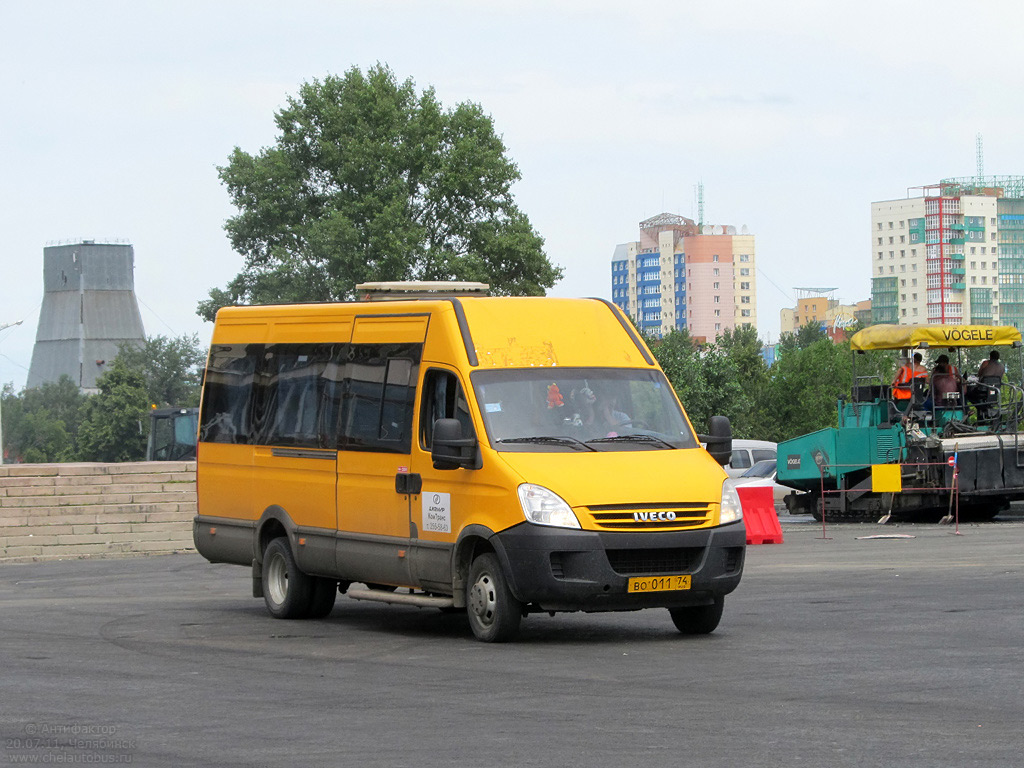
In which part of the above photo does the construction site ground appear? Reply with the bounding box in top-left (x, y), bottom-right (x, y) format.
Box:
top-left (1, 517), bottom-right (1021, 767)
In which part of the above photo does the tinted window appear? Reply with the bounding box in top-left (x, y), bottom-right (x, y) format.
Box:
top-left (751, 449), bottom-right (776, 464)
top-left (200, 345), bottom-right (260, 444)
top-left (260, 344), bottom-right (341, 448)
top-left (381, 357), bottom-right (415, 442)
top-left (339, 343), bottom-right (420, 453)
top-left (200, 341), bottom-right (420, 454)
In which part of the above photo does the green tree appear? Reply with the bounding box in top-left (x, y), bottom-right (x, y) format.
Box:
top-left (650, 329), bottom-right (747, 437)
top-left (1, 377), bottom-right (87, 463)
top-left (713, 326), bottom-right (770, 437)
top-left (778, 321), bottom-right (828, 354)
top-left (199, 64), bottom-right (562, 320)
top-left (1, 382), bottom-right (22, 462)
top-left (10, 411), bottom-right (72, 463)
top-left (716, 325), bottom-right (768, 385)
top-left (115, 333), bottom-right (205, 407)
top-left (759, 338), bottom-right (852, 442)
top-left (77, 362), bottom-right (149, 462)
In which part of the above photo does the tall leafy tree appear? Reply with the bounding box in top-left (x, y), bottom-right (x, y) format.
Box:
top-left (716, 325), bottom-right (768, 385)
top-left (759, 338), bottom-right (852, 442)
top-left (77, 361), bottom-right (149, 462)
top-left (115, 333), bottom-right (206, 407)
top-left (713, 326), bottom-right (770, 437)
top-left (199, 64), bottom-right (562, 320)
top-left (650, 329), bottom-right (747, 437)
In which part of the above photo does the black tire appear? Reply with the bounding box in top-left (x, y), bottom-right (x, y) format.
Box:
top-left (668, 597), bottom-right (724, 635)
top-left (958, 503), bottom-right (1002, 522)
top-left (307, 578), bottom-right (338, 619)
top-left (466, 553), bottom-right (522, 642)
top-left (262, 537), bottom-right (314, 619)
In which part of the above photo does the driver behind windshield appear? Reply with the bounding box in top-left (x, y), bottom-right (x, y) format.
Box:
top-left (579, 386), bottom-right (632, 438)
top-left (474, 368), bottom-right (697, 451)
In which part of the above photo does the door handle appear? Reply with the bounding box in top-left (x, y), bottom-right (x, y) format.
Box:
top-left (395, 472), bottom-right (422, 495)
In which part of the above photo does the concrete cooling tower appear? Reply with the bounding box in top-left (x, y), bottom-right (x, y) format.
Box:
top-left (27, 241), bottom-right (146, 393)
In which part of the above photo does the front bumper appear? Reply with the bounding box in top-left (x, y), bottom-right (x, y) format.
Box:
top-left (490, 521), bottom-right (745, 613)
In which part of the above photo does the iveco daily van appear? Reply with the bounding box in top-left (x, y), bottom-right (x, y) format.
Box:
top-left (193, 293), bottom-right (744, 641)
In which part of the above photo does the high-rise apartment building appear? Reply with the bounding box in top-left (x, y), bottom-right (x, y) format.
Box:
top-left (871, 176), bottom-right (1024, 328)
top-left (610, 213), bottom-right (756, 340)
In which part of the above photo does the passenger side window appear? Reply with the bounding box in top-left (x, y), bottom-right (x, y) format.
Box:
top-left (260, 344), bottom-right (340, 448)
top-left (751, 449), bottom-right (776, 464)
top-left (339, 343), bottom-right (420, 454)
top-left (200, 344), bottom-right (260, 444)
top-left (420, 369), bottom-right (475, 450)
top-left (200, 340), bottom-right (421, 453)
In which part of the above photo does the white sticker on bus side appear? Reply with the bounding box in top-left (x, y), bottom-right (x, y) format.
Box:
top-left (422, 492), bottom-right (451, 534)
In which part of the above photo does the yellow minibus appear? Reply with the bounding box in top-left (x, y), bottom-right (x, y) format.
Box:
top-left (194, 293), bottom-right (744, 641)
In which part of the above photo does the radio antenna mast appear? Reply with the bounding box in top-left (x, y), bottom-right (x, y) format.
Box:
top-left (976, 133), bottom-right (984, 187)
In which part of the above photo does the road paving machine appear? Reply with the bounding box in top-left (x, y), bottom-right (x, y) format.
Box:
top-left (777, 324), bottom-right (1024, 522)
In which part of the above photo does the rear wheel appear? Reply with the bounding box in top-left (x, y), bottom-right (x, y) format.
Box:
top-left (307, 578), bottom-right (338, 618)
top-left (263, 537), bottom-right (314, 619)
top-left (668, 597), bottom-right (724, 635)
top-left (466, 553), bottom-right (522, 642)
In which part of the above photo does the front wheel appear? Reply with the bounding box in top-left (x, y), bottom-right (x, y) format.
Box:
top-left (466, 553), bottom-right (522, 642)
top-left (668, 597), bottom-right (724, 635)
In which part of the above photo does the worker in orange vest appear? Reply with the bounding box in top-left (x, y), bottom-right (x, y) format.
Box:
top-left (893, 352), bottom-right (928, 406)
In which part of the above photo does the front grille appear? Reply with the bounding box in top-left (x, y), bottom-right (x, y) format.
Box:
top-left (584, 502), bottom-right (712, 530)
top-left (606, 547), bottom-right (703, 576)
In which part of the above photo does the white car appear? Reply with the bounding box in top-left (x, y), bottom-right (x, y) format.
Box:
top-left (725, 439), bottom-right (777, 478)
top-left (726, 459), bottom-right (803, 513)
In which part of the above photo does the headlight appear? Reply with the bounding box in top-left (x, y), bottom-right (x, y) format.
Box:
top-left (719, 482), bottom-right (744, 524)
top-left (517, 484), bottom-right (581, 529)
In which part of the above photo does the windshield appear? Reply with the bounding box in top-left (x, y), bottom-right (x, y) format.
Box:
top-left (741, 459), bottom-right (776, 479)
top-left (470, 368), bottom-right (699, 452)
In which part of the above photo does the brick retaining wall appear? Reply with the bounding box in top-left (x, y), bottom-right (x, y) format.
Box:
top-left (0, 461), bottom-right (196, 563)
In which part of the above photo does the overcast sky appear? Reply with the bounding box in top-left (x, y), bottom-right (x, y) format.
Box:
top-left (2, 0), bottom-right (1022, 390)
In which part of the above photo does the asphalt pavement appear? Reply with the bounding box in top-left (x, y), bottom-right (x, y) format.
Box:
top-left (1, 519), bottom-right (1022, 768)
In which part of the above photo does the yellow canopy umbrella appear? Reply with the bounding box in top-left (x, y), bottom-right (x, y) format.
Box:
top-left (850, 324), bottom-right (1022, 351)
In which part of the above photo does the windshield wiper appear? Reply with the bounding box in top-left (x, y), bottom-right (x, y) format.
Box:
top-left (586, 434), bottom-right (677, 449)
top-left (496, 436), bottom-right (597, 452)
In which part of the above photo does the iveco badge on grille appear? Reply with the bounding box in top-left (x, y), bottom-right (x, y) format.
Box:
top-left (633, 510), bottom-right (678, 522)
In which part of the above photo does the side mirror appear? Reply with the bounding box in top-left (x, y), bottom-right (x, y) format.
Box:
top-left (699, 415), bottom-right (733, 467)
top-left (431, 418), bottom-right (479, 470)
